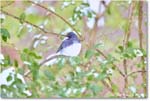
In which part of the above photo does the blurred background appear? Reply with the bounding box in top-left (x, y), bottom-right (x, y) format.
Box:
top-left (0, 0), bottom-right (148, 98)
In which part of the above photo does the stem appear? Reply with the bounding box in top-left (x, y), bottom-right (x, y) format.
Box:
top-left (138, 1), bottom-right (146, 94)
top-left (122, 2), bottom-right (135, 97)
top-left (101, 80), bottom-right (114, 94)
top-left (28, 0), bottom-right (82, 39)
top-left (89, 1), bottom-right (111, 47)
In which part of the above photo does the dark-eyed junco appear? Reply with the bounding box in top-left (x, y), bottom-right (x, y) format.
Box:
top-left (56, 32), bottom-right (81, 56)
top-left (44, 32), bottom-right (81, 66)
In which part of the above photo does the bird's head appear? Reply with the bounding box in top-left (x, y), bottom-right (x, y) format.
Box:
top-left (66, 32), bottom-right (77, 39)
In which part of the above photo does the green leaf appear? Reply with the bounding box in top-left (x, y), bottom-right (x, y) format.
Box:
top-left (44, 70), bottom-right (55, 80)
top-left (7, 75), bottom-right (12, 82)
top-left (14, 60), bottom-right (18, 67)
top-left (17, 68), bottom-right (24, 75)
top-left (106, 6), bottom-right (111, 15)
top-left (69, 56), bottom-right (81, 67)
top-left (94, 43), bottom-right (103, 49)
top-left (81, 3), bottom-right (90, 7)
top-left (123, 53), bottom-right (129, 58)
top-left (23, 48), bottom-right (28, 53)
top-left (127, 41), bottom-right (133, 48)
top-left (0, 18), bottom-right (4, 23)
top-left (98, 73), bottom-right (107, 80)
top-left (29, 52), bottom-right (42, 59)
top-left (3, 55), bottom-right (12, 66)
top-left (87, 11), bottom-right (92, 18)
top-left (85, 49), bottom-right (95, 59)
top-left (31, 62), bottom-right (40, 80)
top-left (141, 48), bottom-right (147, 57)
top-left (118, 46), bottom-right (123, 52)
top-left (73, 56), bottom-right (81, 65)
top-left (19, 13), bottom-right (26, 24)
top-left (23, 48), bottom-right (42, 59)
top-left (0, 28), bottom-right (10, 42)
top-left (87, 75), bottom-right (94, 81)
top-left (57, 58), bottom-right (66, 69)
top-left (17, 26), bottom-right (27, 38)
top-left (32, 69), bottom-right (39, 80)
top-left (112, 84), bottom-right (118, 92)
top-left (90, 84), bottom-right (102, 95)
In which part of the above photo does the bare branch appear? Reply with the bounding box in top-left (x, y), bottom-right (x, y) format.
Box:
top-left (28, 0), bottom-right (82, 40)
top-left (1, 10), bottom-right (63, 37)
top-left (122, 2), bottom-right (136, 97)
top-left (127, 70), bottom-right (146, 77)
top-left (96, 49), bottom-right (107, 59)
top-left (1, 1), bottom-right (14, 8)
top-left (96, 49), bottom-right (125, 77)
top-left (138, 1), bottom-right (146, 94)
top-left (96, 49), bottom-right (124, 96)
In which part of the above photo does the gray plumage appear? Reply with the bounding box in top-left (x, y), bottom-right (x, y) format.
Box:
top-left (56, 32), bottom-right (80, 53)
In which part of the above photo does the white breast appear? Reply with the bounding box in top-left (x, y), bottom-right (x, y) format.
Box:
top-left (59, 43), bottom-right (81, 56)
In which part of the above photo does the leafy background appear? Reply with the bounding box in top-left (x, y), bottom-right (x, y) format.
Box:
top-left (0, 0), bottom-right (148, 98)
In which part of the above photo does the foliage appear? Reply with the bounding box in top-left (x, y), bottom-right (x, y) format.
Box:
top-left (0, 0), bottom-right (147, 98)
top-left (0, 28), bottom-right (10, 42)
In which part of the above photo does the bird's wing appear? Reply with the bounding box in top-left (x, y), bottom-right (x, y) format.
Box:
top-left (56, 39), bottom-right (73, 53)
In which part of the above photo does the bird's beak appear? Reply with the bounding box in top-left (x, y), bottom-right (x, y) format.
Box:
top-left (62, 37), bottom-right (69, 41)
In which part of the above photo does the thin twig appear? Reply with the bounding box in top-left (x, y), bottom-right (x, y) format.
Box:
top-left (107, 77), bottom-right (116, 93)
top-left (122, 2), bottom-right (136, 97)
top-left (127, 70), bottom-right (146, 77)
top-left (96, 49), bottom-right (107, 59)
top-left (97, 1), bottom-right (112, 19)
top-left (96, 49), bottom-right (125, 77)
top-left (28, 0), bottom-right (82, 40)
top-left (101, 80), bottom-right (113, 93)
top-left (138, 1), bottom-right (146, 94)
top-left (96, 49), bottom-right (124, 96)
top-left (89, 1), bottom-right (111, 48)
top-left (1, 1), bottom-right (14, 8)
top-left (1, 10), bottom-right (62, 36)
top-left (24, 70), bottom-right (31, 77)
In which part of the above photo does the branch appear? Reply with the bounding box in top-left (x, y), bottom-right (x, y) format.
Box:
top-left (96, 49), bottom-right (107, 59)
top-left (89, 1), bottom-right (111, 47)
top-left (138, 1), bottom-right (144, 50)
top-left (96, 49), bottom-right (125, 77)
top-left (127, 70), bottom-right (146, 77)
top-left (97, 1), bottom-right (112, 19)
top-left (1, 9), bottom-right (63, 37)
top-left (28, 0), bottom-right (82, 40)
top-left (122, 2), bottom-right (136, 97)
top-left (1, 1), bottom-right (14, 8)
top-left (96, 49), bottom-right (124, 96)
top-left (24, 70), bottom-right (31, 77)
top-left (101, 80), bottom-right (114, 94)
top-left (138, 1), bottom-right (146, 94)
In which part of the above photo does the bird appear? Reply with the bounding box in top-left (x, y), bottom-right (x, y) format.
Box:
top-left (42, 32), bottom-right (81, 66)
top-left (56, 32), bottom-right (81, 56)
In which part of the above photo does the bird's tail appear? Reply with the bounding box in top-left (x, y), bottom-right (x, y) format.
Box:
top-left (39, 52), bottom-right (60, 66)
